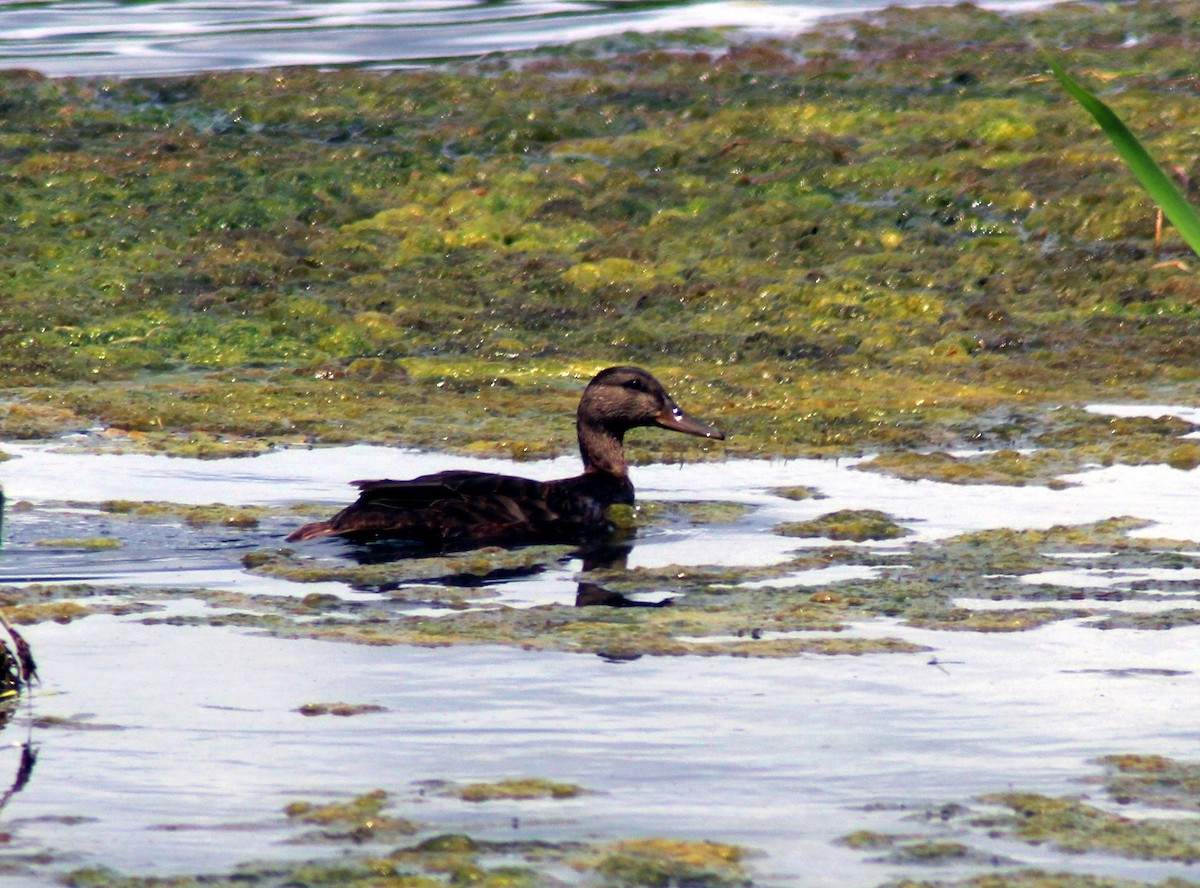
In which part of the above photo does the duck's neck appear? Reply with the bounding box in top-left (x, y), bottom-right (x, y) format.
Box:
top-left (578, 420), bottom-right (628, 477)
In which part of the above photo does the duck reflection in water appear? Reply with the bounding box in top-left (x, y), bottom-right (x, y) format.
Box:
top-left (287, 366), bottom-right (723, 606)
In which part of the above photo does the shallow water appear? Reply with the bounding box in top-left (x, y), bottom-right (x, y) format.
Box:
top-left (0, 438), bottom-right (1196, 883)
top-left (0, 0), bottom-right (1057, 77)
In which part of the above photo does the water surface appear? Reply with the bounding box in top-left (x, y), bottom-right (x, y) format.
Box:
top-left (0, 438), bottom-right (1197, 884)
top-left (0, 0), bottom-right (1058, 77)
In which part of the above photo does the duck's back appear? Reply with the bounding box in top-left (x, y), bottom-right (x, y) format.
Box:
top-left (287, 469), bottom-right (634, 545)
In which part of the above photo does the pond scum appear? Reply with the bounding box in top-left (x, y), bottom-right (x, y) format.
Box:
top-left (0, 1), bottom-right (1199, 466)
top-left (5, 0), bottom-right (1200, 885)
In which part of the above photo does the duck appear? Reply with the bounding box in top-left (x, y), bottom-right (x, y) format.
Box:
top-left (287, 366), bottom-right (723, 547)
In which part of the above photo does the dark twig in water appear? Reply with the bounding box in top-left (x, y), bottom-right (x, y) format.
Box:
top-left (0, 742), bottom-right (37, 812)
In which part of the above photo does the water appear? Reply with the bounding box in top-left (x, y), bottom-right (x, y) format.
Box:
top-left (0, 438), bottom-right (1198, 883)
top-left (0, 0), bottom-right (1058, 77)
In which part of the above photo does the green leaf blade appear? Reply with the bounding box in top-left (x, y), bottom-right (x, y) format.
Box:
top-left (1047, 55), bottom-right (1200, 255)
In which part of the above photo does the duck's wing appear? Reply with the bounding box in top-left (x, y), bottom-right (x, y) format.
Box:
top-left (288, 471), bottom-right (561, 543)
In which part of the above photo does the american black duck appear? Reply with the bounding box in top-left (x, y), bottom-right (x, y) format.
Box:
top-left (287, 366), bottom-right (723, 547)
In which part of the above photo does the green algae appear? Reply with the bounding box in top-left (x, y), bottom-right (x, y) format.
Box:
top-left (1098, 754), bottom-right (1200, 811)
top-left (842, 755), bottom-right (1200, 886)
top-left (636, 500), bottom-right (754, 527)
top-left (0, 581), bottom-right (165, 624)
top-left (858, 408), bottom-right (1200, 487)
top-left (61, 807), bottom-right (750, 888)
top-left (450, 778), bottom-right (586, 802)
top-left (769, 486), bottom-right (825, 501)
top-left (979, 792), bottom-right (1200, 862)
top-left (584, 838), bottom-right (748, 888)
top-left (284, 790), bottom-right (421, 843)
top-left (774, 509), bottom-right (911, 542)
top-left (3, 2), bottom-right (1200, 472)
top-left (99, 500), bottom-right (276, 527)
top-left (31, 536), bottom-right (122, 550)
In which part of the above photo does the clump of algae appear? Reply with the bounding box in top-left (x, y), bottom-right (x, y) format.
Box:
top-left (450, 778), bottom-right (586, 802)
top-left (840, 755), bottom-right (1200, 886)
top-left (101, 500), bottom-right (267, 527)
top-left (583, 838), bottom-right (748, 888)
top-left (33, 537), bottom-right (122, 550)
top-left (59, 775), bottom-right (754, 888)
top-left (284, 789), bottom-right (421, 842)
top-left (775, 509), bottom-right (910, 542)
top-left (979, 792), bottom-right (1200, 862)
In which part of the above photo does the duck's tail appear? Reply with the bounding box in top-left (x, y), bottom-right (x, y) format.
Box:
top-left (286, 520), bottom-right (334, 542)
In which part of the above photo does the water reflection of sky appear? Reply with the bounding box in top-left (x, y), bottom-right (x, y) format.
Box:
top-left (0, 434), bottom-right (1199, 882)
top-left (0, 0), bottom-right (1059, 77)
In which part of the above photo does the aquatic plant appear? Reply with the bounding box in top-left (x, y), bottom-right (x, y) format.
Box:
top-left (1048, 55), bottom-right (1200, 257)
top-left (0, 1), bottom-right (1199, 472)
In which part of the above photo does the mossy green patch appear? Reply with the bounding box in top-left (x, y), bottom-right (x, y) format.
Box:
top-left (584, 838), bottom-right (748, 888)
top-left (451, 778), bottom-right (586, 802)
top-left (99, 500), bottom-right (272, 527)
top-left (1098, 754), bottom-right (1200, 811)
top-left (859, 408), bottom-right (1200, 486)
top-left (770, 486), bottom-right (825, 501)
top-left (979, 792), bottom-right (1200, 861)
top-left (284, 789), bottom-right (421, 843)
top-left (775, 509), bottom-right (910, 542)
top-left (32, 537), bottom-right (122, 550)
top-left (3, 2), bottom-right (1200, 474)
top-left (635, 500), bottom-right (754, 527)
top-left (843, 755), bottom-right (1200, 885)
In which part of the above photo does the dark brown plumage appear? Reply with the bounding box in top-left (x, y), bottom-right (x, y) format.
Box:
top-left (287, 366), bottom-right (723, 547)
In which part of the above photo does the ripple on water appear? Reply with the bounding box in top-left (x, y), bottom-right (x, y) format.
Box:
top-left (0, 0), bottom-right (1062, 77)
top-left (0, 441), bottom-right (1199, 884)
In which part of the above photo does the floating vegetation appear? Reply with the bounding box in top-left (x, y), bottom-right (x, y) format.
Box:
top-left (839, 755), bottom-right (1200, 884)
top-left (979, 792), bottom-right (1200, 862)
top-left (450, 778), bottom-right (586, 802)
top-left (1097, 754), bottom-right (1200, 811)
top-left (62, 790), bottom-right (751, 888)
top-left (770, 486), bottom-right (825, 501)
top-left (32, 537), bottom-right (122, 550)
top-left (295, 702), bottom-right (387, 717)
top-left (284, 789), bottom-right (421, 843)
top-left (638, 500), bottom-right (755, 527)
top-left (0, 2), bottom-right (1199, 476)
top-left (100, 499), bottom-right (324, 526)
top-left (775, 509), bottom-right (911, 542)
top-left (583, 838), bottom-right (748, 888)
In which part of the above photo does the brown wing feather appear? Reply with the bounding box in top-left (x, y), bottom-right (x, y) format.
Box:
top-left (289, 471), bottom-right (561, 544)
top-left (286, 470), bottom-right (635, 546)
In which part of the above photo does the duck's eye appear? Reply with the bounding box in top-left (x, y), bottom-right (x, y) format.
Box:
top-left (622, 378), bottom-right (648, 393)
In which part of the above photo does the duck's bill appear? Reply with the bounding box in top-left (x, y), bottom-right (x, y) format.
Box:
top-left (655, 403), bottom-right (725, 440)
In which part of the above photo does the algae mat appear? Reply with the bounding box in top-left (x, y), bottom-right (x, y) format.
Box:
top-left (0, 1), bottom-right (1199, 471)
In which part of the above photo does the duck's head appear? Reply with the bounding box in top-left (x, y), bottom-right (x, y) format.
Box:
top-left (577, 366), bottom-right (724, 442)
